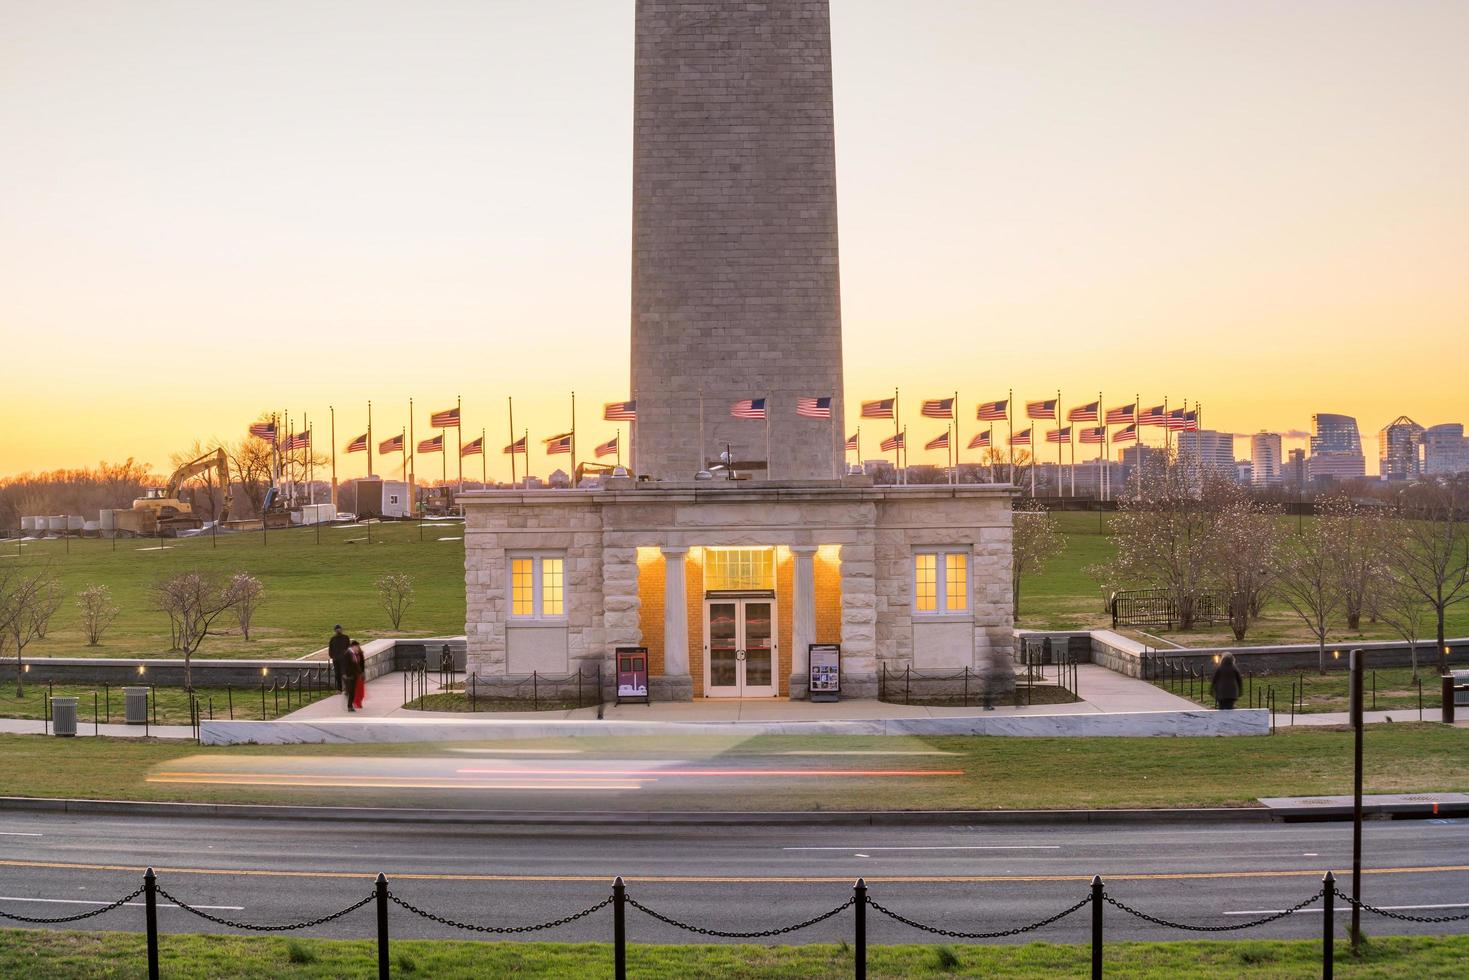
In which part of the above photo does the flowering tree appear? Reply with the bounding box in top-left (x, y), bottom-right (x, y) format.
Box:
top-left (229, 573), bottom-right (265, 641)
top-left (1386, 476), bottom-right (1469, 662)
top-left (1317, 495), bottom-right (1389, 631)
top-left (1276, 518), bottom-right (1345, 673)
top-left (1012, 503), bottom-right (1066, 619)
top-left (77, 584), bottom-right (120, 646)
top-left (376, 573), bottom-right (414, 630)
top-left (152, 571), bottom-right (255, 691)
top-left (1207, 496), bottom-right (1284, 642)
top-left (1, 566), bottom-right (61, 697)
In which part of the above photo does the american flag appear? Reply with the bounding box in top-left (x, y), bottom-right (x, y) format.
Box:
top-left (1182, 410), bottom-right (1199, 432)
top-left (1113, 424), bottom-right (1139, 443)
top-left (1046, 427), bottom-right (1072, 444)
top-left (247, 420), bottom-right (276, 443)
top-left (604, 400), bottom-right (637, 421)
top-left (1009, 428), bottom-right (1033, 447)
top-left (1068, 401), bottom-right (1100, 423)
top-left (921, 397), bottom-right (954, 419)
top-left (503, 435), bottom-right (527, 455)
top-left (797, 396), bottom-right (832, 419)
top-left (417, 435), bottom-right (443, 454)
top-left (430, 407), bottom-right (460, 428)
top-left (968, 430), bottom-right (991, 449)
top-left (595, 435), bottom-right (619, 459)
top-left (544, 432), bottom-right (573, 455)
top-left (1026, 399), bottom-right (1058, 420)
top-left (845, 432), bottom-right (859, 452)
top-left (977, 399), bottom-right (1008, 421)
top-left (861, 398), bottom-right (895, 419)
top-left (879, 432), bottom-right (905, 452)
top-left (730, 398), bottom-right (766, 420)
top-left (1165, 408), bottom-right (1192, 431)
top-left (284, 431), bottom-right (310, 451)
top-left (460, 437), bottom-right (484, 457)
top-left (925, 431), bottom-right (950, 451)
top-left (1105, 404), bottom-right (1136, 425)
top-left (1079, 426), bottom-right (1106, 444)
top-left (379, 434), bottom-right (404, 454)
top-left (1139, 404), bottom-right (1167, 426)
top-left (345, 434), bottom-right (368, 454)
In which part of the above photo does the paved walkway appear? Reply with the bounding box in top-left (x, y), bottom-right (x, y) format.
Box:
top-left (0, 717), bottom-right (195, 740)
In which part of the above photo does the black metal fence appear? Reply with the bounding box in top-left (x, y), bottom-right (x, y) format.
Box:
top-left (400, 665), bottom-right (604, 712)
top-left (877, 658), bottom-right (1078, 708)
top-left (1110, 589), bottom-right (1219, 629)
top-left (4, 867), bottom-right (1463, 979)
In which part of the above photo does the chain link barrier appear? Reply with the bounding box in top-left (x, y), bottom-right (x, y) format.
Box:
top-left (867, 893), bottom-right (1093, 939)
top-left (1333, 887), bottom-right (1469, 924)
top-left (1103, 887), bottom-right (1324, 932)
top-left (0, 887), bottom-right (145, 925)
top-left (388, 892), bottom-right (613, 935)
top-left (154, 886), bottom-right (374, 932)
top-left (626, 895), bottom-right (855, 939)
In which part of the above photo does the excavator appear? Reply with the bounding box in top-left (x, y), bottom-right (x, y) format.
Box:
top-left (114, 448), bottom-right (233, 536)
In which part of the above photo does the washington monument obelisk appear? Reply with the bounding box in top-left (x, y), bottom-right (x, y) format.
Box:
top-left (629, 0), bottom-right (846, 482)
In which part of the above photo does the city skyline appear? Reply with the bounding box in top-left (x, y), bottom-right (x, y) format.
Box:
top-left (3, 0), bottom-right (1467, 479)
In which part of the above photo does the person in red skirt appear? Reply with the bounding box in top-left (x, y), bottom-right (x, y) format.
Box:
top-left (348, 641), bottom-right (367, 709)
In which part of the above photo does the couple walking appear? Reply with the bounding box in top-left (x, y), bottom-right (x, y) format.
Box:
top-left (328, 625), bottom-right (367, 712)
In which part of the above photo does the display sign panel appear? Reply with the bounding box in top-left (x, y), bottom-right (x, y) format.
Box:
top-left (808, 644), bottom-right (841, 702)
top-left (615, 646), bottom-right (649, 704)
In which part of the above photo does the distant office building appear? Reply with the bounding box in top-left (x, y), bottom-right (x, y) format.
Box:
top-left (1177, 430), bottom-right (1236, 474)
top-left (1378, 416), bottom-right (1425, 480)
top-left (1309, 413), bottom-right (1366, 482)
top-left (1235, 460), bottom-right (1254, 485)
top-left (1422, 423), bottom-right (1469, 476)
top-left (1285, 448), bottom-right (1307, 489)
top-left (1118, 445), bottom-right (1166, 470)
top-left (1251, 432), bottom-right (1283, 486)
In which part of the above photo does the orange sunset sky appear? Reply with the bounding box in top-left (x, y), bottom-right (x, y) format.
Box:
top-left (2, 0), bottom-right (1466, 481)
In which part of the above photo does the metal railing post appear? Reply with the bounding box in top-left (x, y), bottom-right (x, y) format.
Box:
top-left (145, 867), bottom-right (160, 980)
top-left (613, 876), bottom-right (627, 980)
top-left (854, 877), bottom-right (867, 980)
top-left (1091, 875), bottom-right (1104, 979)
top-left (376, 873), bottom-right (389, 980)
top-left (1322, 871), bottom-right (1335, 980)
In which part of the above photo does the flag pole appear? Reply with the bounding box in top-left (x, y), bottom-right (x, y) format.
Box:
top-left (1056, 389), bottom-right (1063, 496)
top-left (947, 423), bottom-right (954, 484)
top-left (400, 427), bottom-right (406, 482)
top-left (409, 398), bottom-right (416, 517)
top-left (481, 427), bottom-right (487, 487)
top-left (456, 394), bottom-right (463, 498)
top-left (893, 388), bottom-right (902, 484)
top-left (508, 397), bottom-right (517, 488)
top-left (953, 390), bottom-right (961, 483)
top-left (1030, 427), bottom-right (1037, 497)
top-left (1007, 389), bottom-right (1014, 486)
top-left (1098, 390), bottom-right (1105, 501)
top-left (330, 405), bottom-right (337, 510)
top-left (617, 427), bottom-right (622, 467)
top-left (698, 394), bottom-right (705, 474)
top-left (366, 400), bottom-right (373, 479)
top-left (764, 401), bottom-right (771, 481)
top-left (305, 413), bottom-right (313, 505)
top-left (570, 390), bottom-right (577, 486)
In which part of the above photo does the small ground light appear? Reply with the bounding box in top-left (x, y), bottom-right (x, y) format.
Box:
top-left (137, 665), bottom-right (145, 675)
top-left (1213, 655), bottom-right (1220, 664)
top-left (1333, 650), bottom-right (1340, 660)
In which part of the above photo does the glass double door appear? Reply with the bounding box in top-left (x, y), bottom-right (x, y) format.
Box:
top-left (704, 597), bottom-right (777, 698)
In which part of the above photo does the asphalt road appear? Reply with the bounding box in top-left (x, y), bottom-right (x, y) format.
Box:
top-left (1, 811), bottom-right (1466, 947)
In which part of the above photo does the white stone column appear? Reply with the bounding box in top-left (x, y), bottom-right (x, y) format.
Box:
top-left (661, 547), bottom-right (690, 679)
top-left (790, 545), bottom-right (818, 698)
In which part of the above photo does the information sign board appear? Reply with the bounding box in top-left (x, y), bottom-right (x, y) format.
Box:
top-left (808, 644), bottom-right (841, 702)
top-left (615, 646), bottom-right (649, 704)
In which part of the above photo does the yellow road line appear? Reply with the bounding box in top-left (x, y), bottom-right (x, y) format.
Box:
top-left (1, 858), bottom-right (1467, 885)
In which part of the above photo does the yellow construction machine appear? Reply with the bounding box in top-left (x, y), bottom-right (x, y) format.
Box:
top-left (114, 449), bottom-right (233, 536)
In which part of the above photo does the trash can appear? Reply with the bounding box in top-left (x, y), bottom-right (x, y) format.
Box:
top-left (51, 697), bottom-right (78, 737)
top-left (1454, 671), bottom-right (1469, 707)
top-left (124, 686), bottom-right (149, 725)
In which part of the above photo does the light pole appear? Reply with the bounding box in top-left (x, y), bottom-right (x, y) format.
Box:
top-left (1350, 647), bottom-right (1364, 951)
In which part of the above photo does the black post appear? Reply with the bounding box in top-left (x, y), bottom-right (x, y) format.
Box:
top-left (94, 691), bottom-right (99, 736)
top-left (1350, 650), bottom-right (1364, 951)
top-left (151, 685), bottom-right (157, 727)
top-left (260, 682), bottom-right (266, 720)
top-left (613, 876), bottom-right (627, 980)
top-left (105, 683), bottom-right (110, 724)
top-left (1418, 676), bottom-right (1423, 723)
top-left (533, 671), bottom-right (539, 710)
top-left (1322, 871), bottom-right (1335, 980)
top-left (376, 873), bottom-right (389, 980)
top-left (1444, 673), bottom-right (1456, 724)
top-left (854, 877), bottom-right (867, 980)
top-left (228, 685), bottom-right (234, 720)
top-left (905, 665), bottom-right (911, 705)
top-left (963, 666), bottom-right (969, 707)
top-left (1091, 875), bottom-right (1104, 980)
top-left (145, 867), bottom-right (160, 980)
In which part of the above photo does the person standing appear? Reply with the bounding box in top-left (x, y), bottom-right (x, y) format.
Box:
top-left (349, 641), bottom-right (367, 710)
top-left (327, 625), bottom-right (351, 692)
top-left (341, 641), bottom-right (363, 712)
top-left (1211, 652), bottom-right (1244, 710)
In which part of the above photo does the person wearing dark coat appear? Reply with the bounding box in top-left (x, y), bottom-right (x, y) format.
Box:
top-left (1211, 652), bottom-right (1243, 710)
top-left (327, 625), bottom-right (352, 692)
top-left (340, 640), bottom-right (363, 712)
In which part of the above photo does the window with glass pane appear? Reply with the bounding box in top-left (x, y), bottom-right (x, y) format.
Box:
top-left (704, 548), bottom-right (775, 591)
top-left (541, 558), bottom-right (564, 616)
top-left (509, 554), bottom-right (566, 619)
top-left (511, 558), bottom-right (535, 617)
top-left (914, 553), bottom-right (937, 612)
top-left (945, 553), bottom-right (968, 612)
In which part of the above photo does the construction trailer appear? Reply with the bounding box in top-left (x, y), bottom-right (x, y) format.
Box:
top-left (340, 478), bottom-right (410, 519)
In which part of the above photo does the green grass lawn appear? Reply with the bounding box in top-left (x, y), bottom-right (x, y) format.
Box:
top-left (0, 683), bottom-right (335, 726)
top-left (1, 930), bottom-right (1461, 979)
top-left (1154, 666), bottom-right (1445, 716)
top-left (5, 522), bottom-right (465, 662)
top-left (1, 726), bottom-right (1464, 811)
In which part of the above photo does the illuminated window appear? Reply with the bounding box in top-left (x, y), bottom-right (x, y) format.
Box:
top-left (914, 549), bottom-right (970, 616)
top-left (509, 554), bottom-right (566, 619)
top-left (704, 548), bottom-right (775, 592)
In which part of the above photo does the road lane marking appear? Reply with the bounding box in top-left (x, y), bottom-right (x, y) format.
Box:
top-left (0, 896), bottom-right (243, 911)
top-left (2, 859), bottom-right (1467, 885)
top-left (782, 846), bottom-right (1061, 851)
top-left (455, 768), bottom-right (966, 777)
top-left (0, 833), bottom-right (42, 837)
top-left (779, 751), bottom-right (962, 756)
top-left (1227, 903), bottom-right (1469, 915)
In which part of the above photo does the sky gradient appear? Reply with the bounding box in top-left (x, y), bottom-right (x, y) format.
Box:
top-left (2, 0), bottom-right (1466, 481)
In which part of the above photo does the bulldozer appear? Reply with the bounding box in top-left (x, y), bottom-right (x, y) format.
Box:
top-left (114, 448), bottom-right (233, 536)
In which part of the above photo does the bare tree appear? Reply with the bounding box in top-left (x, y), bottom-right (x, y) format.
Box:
top-left (0, 566), bottom-right (62, 697)
top-left (1318, 495), bottom-right (1389, 631)
top-left (376, 573), bottom-right (414, 630)
top-left (1207, 497), bottom-right (1284, 642)
top-left (1276, 518), bottom-right (1345, 673)
top-left (230, 572), bottom-right (265, 641)
top-left (1012, 503), bottom-right (1066, 619)
top-left (227, 429), bottom-right (276, 519)
top-left (1387, 476), bottom-right (1469, 664)
top-left (152, 571), bottom-right (254, 691)
top-left (169, 440), bottom-right (222, 522)
top-left (77, 584), bottom-right (120, 646)
top-left (1374, 566), bottom-right (1431, 677)
top-left (31, 579), bottom-right (63, 640)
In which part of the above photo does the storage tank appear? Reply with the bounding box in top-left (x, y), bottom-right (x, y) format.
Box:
top-left (47, 516), bottom-right (67, 532)
top-left (20, 517), bottom-right (36, 533)
top-left (67, 515), bottom-right (84, 531)
top-left (99, 509), bottom-right (116, 532)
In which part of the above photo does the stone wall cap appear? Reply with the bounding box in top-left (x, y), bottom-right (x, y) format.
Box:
top-left (462, 484), bottom-right (1015, 507)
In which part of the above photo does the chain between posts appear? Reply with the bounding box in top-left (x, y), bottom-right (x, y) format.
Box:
top-left (867, 893), bottom-right (1093, 939)
top-left (0, 887), bottom-right (145, 924)
top-left (625, 895), bottom-right (855, 938)
top-left (154, 887), bottom-right (374, 932)
top-left (387, 892), bottom-right (614, 934)
top-left (1333, 886), bottom-right (1469, 924)
top-left (1103, 887), bottom-right (1324, 932)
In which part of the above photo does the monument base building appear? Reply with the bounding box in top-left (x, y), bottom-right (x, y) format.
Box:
top-left (463, 478), bottom-right (1014, 701)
